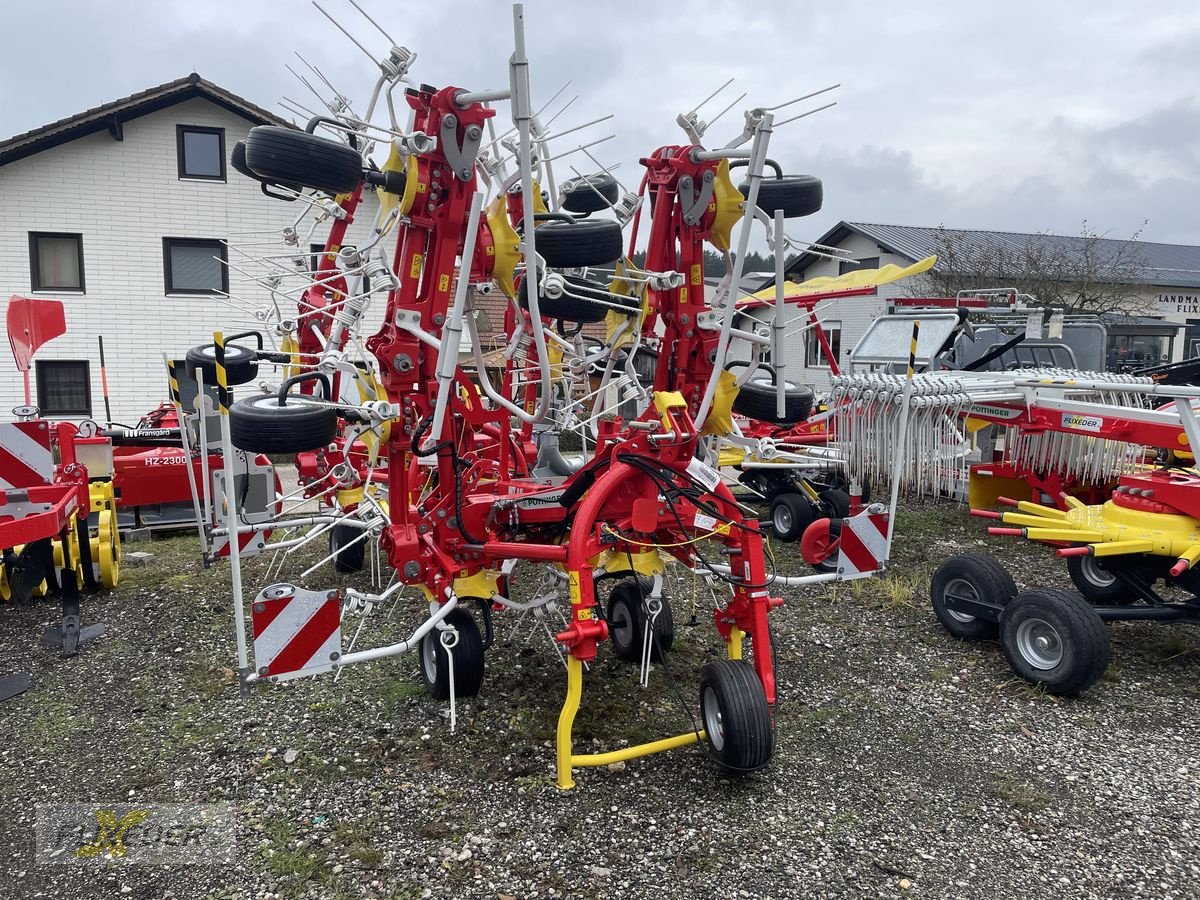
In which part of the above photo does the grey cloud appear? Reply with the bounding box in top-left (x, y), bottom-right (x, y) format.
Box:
top-left (5, 1), bottom-right (1200, 247)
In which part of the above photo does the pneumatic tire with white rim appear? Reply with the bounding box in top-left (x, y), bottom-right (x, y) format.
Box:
top-left (418, 608), bottom-right (485, 700)
top-left (999, 588), bottom-right (1110, 695)
top-left (244, 125), bottom-right (363, 195)
top-left (930, 553), bottom-right (1016, 641)
top-left (229, 395), bottom-right (337, 454)
top-left (606, 578), bottom-right (673, 662)
top-left (738, 175), bottom-right (823, 219)
top-left (769, 493), bottom-right (814, 542)
top-left (728, 363), bottom-right (814, 424)
top-left (330, 522), bottom-right (366, 574)
top-left (698, 659), bottom-right (773, 773)
top-left (185, 342), bottom-right (258, 387)
top-left (1066, 555), bottom-right (1148, 604)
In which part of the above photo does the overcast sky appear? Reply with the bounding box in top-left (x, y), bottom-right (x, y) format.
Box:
top-left (5, 1), bottom-right (1200, 246)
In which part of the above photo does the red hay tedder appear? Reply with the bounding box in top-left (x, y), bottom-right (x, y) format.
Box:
top-left (174, 2), bottom-right (906, 788)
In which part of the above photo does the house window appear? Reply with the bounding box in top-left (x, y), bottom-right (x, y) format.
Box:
top-left (838, 256), bottom-right (879, 276)
top-left (36, 360), bottom-right (91, 416)
top-left (164, 238), bottom-right (228, 294)
top-left (806, 320), bottom-right (841, 367)
top-left (29, 232), bottom-right (85, 292)
top-left (177, 125), bottom-right (225, 180)
top-left (311, 243), bottom-right (330, 273)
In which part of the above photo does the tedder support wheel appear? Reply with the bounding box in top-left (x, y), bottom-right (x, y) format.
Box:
top-left (606, 578), bottom-right (674, 662)
top-left (535, 217), bottom-right (624, 268)
top-left (739, 174), bottom-right (823, 219)
top-left (243, 125), bottom-right (363, 195)
top-left (769, 492), bottom-right (815, 542)
top-left (819, 488), bottom-right (851, 520)
top-left (419, 608), bottom-right (485, 700)
top-left (330, 523), bottom-right (366, 574)
top-left (801, 519), bottom-right (842, 574)
top-left (729, 366), bottom-right (814, 425)
top-left (559, 172), bottom-right (620, 214)
top-left (930, 553), bottom-right (1017, 641)
top-left (185, 342), bottom-right (258, 387)
top-left (699, 659), bottom-right (774, 773)
top-left (229, 395), bottom-right (338, 454)
top-left (1000, 588), bottom-right (1110, 696)
top-left (1066, 555), bottom-right (1151, 605)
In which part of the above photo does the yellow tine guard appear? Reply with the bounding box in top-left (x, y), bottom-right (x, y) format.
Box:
top-left (1001, 512), bottom-right (1076, 529)
top-left (1014, 500), bottom-right (1067, 519)
top-left (1091, 540), bottom-right (1155, 557)
top-left (1025, 528), bottom-right (1105, 543)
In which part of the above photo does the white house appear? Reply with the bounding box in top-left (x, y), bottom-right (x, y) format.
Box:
top-left (749, 221), bottom-right (1200, 395)
top-left (0, 73), bottom-right (380, 423)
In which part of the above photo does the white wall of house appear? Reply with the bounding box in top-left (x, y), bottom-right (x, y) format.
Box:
top-left (0, 97), bottom-right (382, 423)
top-left (731, 232), bottom-right (925, 396)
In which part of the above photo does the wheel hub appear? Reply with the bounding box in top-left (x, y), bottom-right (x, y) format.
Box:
top-left (1016, 617), bottom-right (1063, 669)
top-left (942, 577), bottom-right (979, 623)
top-left (702, 686), bottom-right (725, 751)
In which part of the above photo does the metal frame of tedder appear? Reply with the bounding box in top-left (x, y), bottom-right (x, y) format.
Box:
top-left (176, 1), bottom-right (911, 787)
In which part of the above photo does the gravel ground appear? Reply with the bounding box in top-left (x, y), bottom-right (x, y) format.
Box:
top-left (1, 500), bottom-right (1199, 900)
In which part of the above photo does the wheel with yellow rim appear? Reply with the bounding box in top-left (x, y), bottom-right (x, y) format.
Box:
top-left (92, 509), bottom-right (121, 589)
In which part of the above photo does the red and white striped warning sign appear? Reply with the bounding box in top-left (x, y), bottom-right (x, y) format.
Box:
top-left (0, 422), bottom-right (53, 489)
top-left (251, 584), bottom-right (342, 681)
top-left (836, 510), bottom-right (889, 578)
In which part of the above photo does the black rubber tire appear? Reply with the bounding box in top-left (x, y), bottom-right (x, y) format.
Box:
top-left (1066, 555), bottom-right (1151, 604)
top-left (230, 140), bottom-right (254, 180)
top-left (243, 126), bottom-right (362, 195)
top-left (930, 553), bottom-right (1017, 641)
top-left (559, 173), bottom-right (620, 214)
top-left (699, 659), bottom-right (774, 773)
top-left (1000, 589), bottom-right (1110, 695)
top-left (229, 395), bottom-right (337, 454)
top-left (518, 275), bottom-right (635, 324)
top-left (419, 608), bottom-right (485, 700)
top-left (607, 578), bottom-right (674, 662)
top-left (535, 218), bottom-right (624, 268)
top-left (819, 488), bottom-right (851, 519)
top-left (769, 493), bottom-right (814, 542)
top-left (739, 175), bottom-right (823, 219)
top-left (731, 366), bottom-right (814, 424)
top-left (232, 139), bottom-right (300, 191)
top-left (185, 343), bottom-right (258, 387)
top-left (330, 522), bottom-right (365, 574)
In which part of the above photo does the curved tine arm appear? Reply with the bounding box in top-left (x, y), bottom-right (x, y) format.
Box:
top-left (463, 302), bottom-right (543, 422)
top-left (585, 352), bottom-right (621, 438)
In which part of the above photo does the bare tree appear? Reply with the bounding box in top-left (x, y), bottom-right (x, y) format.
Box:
top-left (912, 221), bottom-right (1150, 314)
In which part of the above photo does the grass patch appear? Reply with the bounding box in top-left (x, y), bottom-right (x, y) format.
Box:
top-left (990, 775), bottom-right (1053, 813)
top-left (23, 695), bottom-right (96, 752)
